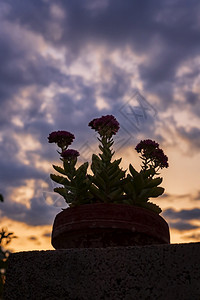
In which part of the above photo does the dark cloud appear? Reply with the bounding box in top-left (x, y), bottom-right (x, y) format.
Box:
top-left (183, 233), bottom-right (200, 240)
top-left (163, 208), bottom-right (200, 221)
top-left (163, 207), bottom-right (200, 231)
top-left (5, 1), bottom-right (200, 53)
top-left (0, 161), bottom-right (45, 187)
top-left (0, 132), bottom-right (46, 194)
top-left (185, 91), bottom-right (200, 106)
top-left (0, 20), bottom-right (61, 107)
top-left (23, 195), bottom-right (66, 226)
top-left (28, 236), bottom-right (38, 241)
top-left (0, 195), bottom-right (63, 226)
top-left (177, 127), bottom-right (200, 150)
top-left (168, 221), bottom-right (199, 231)
top-left (5, 0), bottom-right (200, 92)
top-left (4, 0), bottom-right (51, 37)
top-left (193, 191), bottom-right (200, 201)
top-left (5, 1), bottom-right (158, 48)
top-left (43, 232), bottom-right (51, 238)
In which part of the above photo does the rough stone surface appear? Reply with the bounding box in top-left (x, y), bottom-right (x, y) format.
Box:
top-left (4, 243), bottom-right (200, 300)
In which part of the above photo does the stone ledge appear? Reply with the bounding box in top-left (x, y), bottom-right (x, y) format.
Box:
top-left (4, 243), bottom-right (200, 300)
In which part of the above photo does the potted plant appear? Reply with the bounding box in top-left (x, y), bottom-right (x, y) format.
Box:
top-left (48, 115), bottom-right (170, 249)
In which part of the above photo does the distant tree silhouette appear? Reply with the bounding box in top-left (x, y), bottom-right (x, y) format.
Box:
top-left (0, 194), bottom-right (16, 298)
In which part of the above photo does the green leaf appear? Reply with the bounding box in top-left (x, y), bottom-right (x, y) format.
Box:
top-left (63, 161), bottom-right (75, 179)
top-left (52, 165), bottom-right (66, 175)
top-left (54, 187), bottom-right (68, 200)
top-left (87, 174), bottom-right (93, 181)
top-left (89, 184), bottom-right (99, 196)
top-left (108, 188), bottom-right (123, 200)
top-left (137, 188), bottom-right (151, 202)
top-left (91, 154), bottom-right (102, 174)
top-left (63, 184), bottom-right (78, 192)
top-left (92, 153), bottom-right (101, 163)
top-left (99, 145), bottom-right (104, 152)
top-left (145, 177), bottom-right (163, 188)
top-left (113, 158), bottom-right (122, 165)
top-left (123, 180), bottom-right (137, 200)
top-left (149, 186), bottom-right (165, 197)
top-left (50, 174), bottom-right (70, 185)
top-left (137, 202), bottom-right (162, 214)
top-left (140, 168), bottom-right (155, 179)
top-left (123, 199), bottom-right (134, 205)
top-left (137, 186), bottom-right (164, 201)
top-left (129, 164), bottom-right (139, 178)
top-left (107, 164), bottom-right (121, 177)
top-left (109, 170), bottom-right (124, 183)
top-left (107, 140), bottom-right (114, 147)
top-left (76, 162), bottom-right (88, 176)
top-left (132, 174), bottom-right (144, 193)
top-left (89, 184), bottom-right (106, 201)
top-left (99, 169), bottom-right (109, 182)
top-left (92, 175), bottom-right (106, 190)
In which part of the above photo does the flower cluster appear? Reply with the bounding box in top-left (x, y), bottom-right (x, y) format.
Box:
top-left (135, 139), bottom-right (159, 153)
top-left (135, 139), bottom-right (169, 169)
top-left (88, 115), bottom-right (120, 138)
top-left (61, 149), bottom-right (80, 160)
top-left (149, 148), bottom-right (169, 169)
top-left (48, 131), bottom-right (75, 150)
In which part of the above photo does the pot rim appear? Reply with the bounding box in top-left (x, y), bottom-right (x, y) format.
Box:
top-left (52, 203), bottom-right (170, 246)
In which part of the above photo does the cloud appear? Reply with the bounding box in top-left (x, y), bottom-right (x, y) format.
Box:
top-left (163, 208), bottom-right (200, 221)
top-left (28, 236), bottom-right (38, 241)
top-left (0, 162), bottom-right (45, 187)
top-left (163, 207), bottom-right (200, 232)
top-left (193, 191), bottom-right (200, 201)
top-left (0, 194), bottom-right (63, 226)
top-left (176, 127), bottom-right (200, 150)
top-left (43, 232), bottom-right (51, 238)
top-left (183, 233), bottom-right (200, 240)
top-left (168, 221), bottom-right (199, 231)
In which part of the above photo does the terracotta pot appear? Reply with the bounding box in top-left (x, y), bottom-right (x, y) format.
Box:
top-left (51, 203), bottom-right (170, 249)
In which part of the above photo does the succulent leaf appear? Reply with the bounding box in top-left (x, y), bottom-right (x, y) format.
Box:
top-left (52, 165), bottom-right (66, 175)
top-left (76, 162), bottom-right (88, 177)
top-left (132, 174), bottom-right (144, 193)
top-left (129, 164), bottom-right (139, 177)
top-left (50, 174), bottom-right (70, 185)
top-left (140, 168), bottom-right (155, 179)
top-left (137, 202), bottom-right (162, 214)
top-left (53, 187), bottom-right (68, 201)
top-left (92, 175), bottom-right (106, 190)
top-left (148, 186), bottom-right (165, 197)
top-left (145, 177), bottom-right (163, 188)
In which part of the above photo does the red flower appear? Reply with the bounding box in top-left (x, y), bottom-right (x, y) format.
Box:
top-left (89, 115), bottom-right (120, 138)
top-left (48, 131), bottom-right (75, 149)
top-left (150, 149), bottom-right (169, 168)
top-left (61, 149), bottom-right (80, 159)
top-left (135, 139), bottom-right (159, 153)
top-left (135, 139), bottom-right (168, 169)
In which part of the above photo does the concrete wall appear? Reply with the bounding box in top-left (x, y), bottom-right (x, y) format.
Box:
top-left (4, 243), bottom-right (200, 300)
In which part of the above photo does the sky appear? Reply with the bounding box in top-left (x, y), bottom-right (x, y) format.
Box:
top-left (0, 0), bottom-right (200, 252)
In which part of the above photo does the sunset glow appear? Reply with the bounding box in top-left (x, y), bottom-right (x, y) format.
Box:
top-left (0, 0), bottom-right (200, 252)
